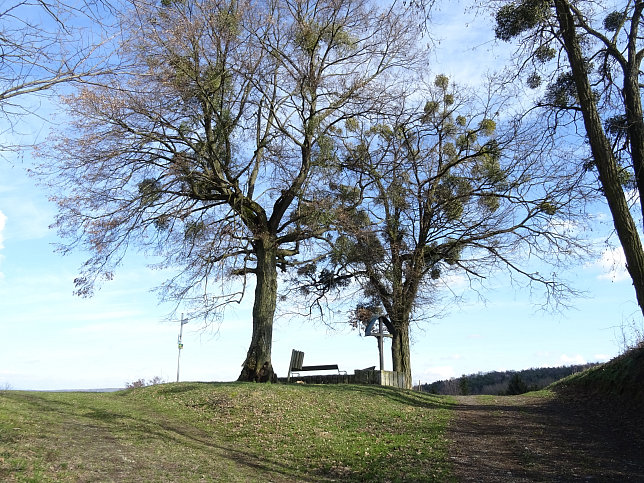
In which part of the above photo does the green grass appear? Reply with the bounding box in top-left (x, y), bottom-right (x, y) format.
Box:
top-left (0, 383), bottom-right (454, 482)
top-left (551, 345), bottom-right (644, 408)
top-left (3, 348), bottom-right (641, 482)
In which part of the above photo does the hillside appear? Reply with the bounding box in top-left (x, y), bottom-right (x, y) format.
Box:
top-left (552, 344), bottom-right (644, 409)
top-left (448, 346), bottom-right (644, 480)
top-left (420, 363), bottom-right (599, 395)
top-left (2, 349), bottom-right (642, 481)
top-left (0, 383), bottom-right (452, 482)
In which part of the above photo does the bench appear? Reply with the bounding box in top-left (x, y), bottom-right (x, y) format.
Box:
top-left (287, 349), bottom-right (346, 382)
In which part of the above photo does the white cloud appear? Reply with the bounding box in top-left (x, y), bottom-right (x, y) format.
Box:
top-left (593, 354), bottom-right (611, 362)
top-left (0, 162), bottom-right (54, 242)
top-left (65, 317), bottom-right (171, 335)
top-left (431, 2), bottom-right (505, 87)
top-left (0, 184), bottom-right (17, 194)
top-left (5, 198), bottom-right (53, 241)
top-left (595, 246), bottom-right (629, 282)
top-left (559, 354), bottom-right (586, 365)
top-left (437, 271), bottom-right (469, 292)
top-left (443, 353), bottom-right (463, 360)
top-left (547, 217), bottom-right (581, 238)
top-left (0, 209), bottom-right (6, 249)
top-left (418, 365), bottom-right (456, 383)
top-left (534, 350), bottom-right (553, 358)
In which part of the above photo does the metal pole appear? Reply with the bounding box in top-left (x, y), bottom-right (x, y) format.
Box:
top-left (176, 314), bottom-right (186, 383)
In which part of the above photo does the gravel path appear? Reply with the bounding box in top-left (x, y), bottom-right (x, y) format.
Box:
top-left (447, 393), bottom-right (644, 482)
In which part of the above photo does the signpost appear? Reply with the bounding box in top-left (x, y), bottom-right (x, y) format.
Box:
top-left (365, 315), bottom-right (393, 371)
top-left (176, 314), bottom-right (189, 382)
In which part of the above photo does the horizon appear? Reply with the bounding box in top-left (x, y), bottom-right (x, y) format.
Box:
top-left (0, 353), bottom-right (615, 392)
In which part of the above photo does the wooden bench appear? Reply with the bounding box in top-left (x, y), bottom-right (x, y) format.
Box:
top-left (287, 349), bottom-right (346, 382)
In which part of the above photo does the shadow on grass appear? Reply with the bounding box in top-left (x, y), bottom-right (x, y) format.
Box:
top-left (1, 391), bottom-right (80, 413)
top-left (150, 417), bottom-right (323, 482)
top-left (448, 394), bottom-right (644, 482)
top-left (1, 389), bottom-right (321, 482)
top-left (154, 383), bottom-right (208, 395)
top-left (2, 383), bottom-right (455, 482)
top-left (83, 408), bottom-right (126, 423)
top-left (285, 382), bottom-right (454, 410)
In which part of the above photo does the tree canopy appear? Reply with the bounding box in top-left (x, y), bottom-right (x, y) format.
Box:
top-left (494, 0), bottom-right (644, 316)
top-left (296, 74), bottom-right (589, 387)
top-left (41, 0), bottom-right (423, 381)
top-left (0, 0), bottom-right (111, 152)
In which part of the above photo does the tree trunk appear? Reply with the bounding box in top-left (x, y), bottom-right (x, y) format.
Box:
top-left (390, 317), bottom-right (412, 390)
top-left (555, 0), bottom-right (644, 317)
top-left (238, 235), bottom-right (278, 382)
top-left (623, 63), bottom-right (644, 228)
top-left (623, 1), bottom-right (644, 229)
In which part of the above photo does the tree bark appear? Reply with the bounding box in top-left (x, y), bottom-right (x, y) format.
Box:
top-left (623, 61), bottom-right (644, 228)
top-left (623, 0), bottom-right (644, 229)
top-left (555, 0), bottom-right (644, 317)
top-left (238, 234), bottom-right (278, 382)
top-left (391, 322), bottom-right (412, 389)
top-left (389, 303), bottom-right (413, 390)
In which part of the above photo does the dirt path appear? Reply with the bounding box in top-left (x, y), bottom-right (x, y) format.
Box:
top-left (447, 393), bottom-right (644, 482)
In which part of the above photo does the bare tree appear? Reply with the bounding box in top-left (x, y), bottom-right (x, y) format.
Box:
top-left (297, 75), bottom-right (590, 388)
top-left (41, 0), bottom-right (423, 382)
top-left (0, 0), bottom-right (112, 151)
top-left (494, 0), bottom-right (644, 316)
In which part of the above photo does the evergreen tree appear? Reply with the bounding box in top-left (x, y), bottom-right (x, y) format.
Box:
top-left (506, 373), bottom-right (529, 395)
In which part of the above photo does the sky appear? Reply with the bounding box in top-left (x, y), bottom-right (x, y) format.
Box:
top-left (0, 1), bottom-right (642, 391)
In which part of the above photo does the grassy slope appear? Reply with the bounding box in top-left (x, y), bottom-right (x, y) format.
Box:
top-left (551, 345), bottom-right (644, 409)
top-left (0, 383), bottom-right (454, 482)
top-left (4, 349), bottom-right (639, 482)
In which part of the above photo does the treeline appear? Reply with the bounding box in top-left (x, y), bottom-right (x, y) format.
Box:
top-left (419, 363), bottom-right (600, 396)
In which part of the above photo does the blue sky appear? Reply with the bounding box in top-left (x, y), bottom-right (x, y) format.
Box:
top-left (0, 1), bottom-right (641, 390)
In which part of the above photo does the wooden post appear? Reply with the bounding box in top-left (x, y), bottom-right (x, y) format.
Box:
top-left (378, 317), bottom-right (385, 370)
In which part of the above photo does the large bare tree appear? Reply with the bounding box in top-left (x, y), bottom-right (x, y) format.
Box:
top-left (41, 0), bottom-right (422, 381)
top-left (297, 75), bottom-right (590, 388)
top-left (494, 0), bottom-right (644, 316)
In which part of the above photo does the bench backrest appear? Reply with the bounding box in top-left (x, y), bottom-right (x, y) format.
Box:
top-left (290, 349), bottom-right (304, 371)
top-left (287, 349), bottom-right (305, 382)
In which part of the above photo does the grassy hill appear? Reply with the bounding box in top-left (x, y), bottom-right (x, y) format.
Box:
top-left (0, 383), bottom-right (453, 482)
top-left (2, 347), bottom-right (641, 482)
top-left (552, 344), bottom-right (644, 409)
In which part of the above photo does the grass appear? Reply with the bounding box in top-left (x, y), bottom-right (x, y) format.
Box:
top-left (551, 344), bottom-right (644, 408)
top-left (0, 383), bottom-right (454, 482)
top-left (5, 348), bottom-right (639, 482)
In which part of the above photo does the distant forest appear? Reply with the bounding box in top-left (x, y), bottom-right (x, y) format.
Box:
top-left (418, 364), bottom-right (600, 396)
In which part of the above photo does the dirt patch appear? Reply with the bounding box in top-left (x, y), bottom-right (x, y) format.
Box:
top-left (447, 393), bottom-right (644, 481)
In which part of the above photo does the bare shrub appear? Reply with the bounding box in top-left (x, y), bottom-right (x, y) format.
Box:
top-left (618, 317), bottom-right (644, 353)
top-left (125, 376), bottom-right (166, 389)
